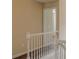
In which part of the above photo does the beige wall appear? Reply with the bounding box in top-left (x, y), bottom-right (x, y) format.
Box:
top-left (43, 2), bottom-right (56, 8)
top-left (59, 0), bottom-right (66, 40)
top-left (12, 0), bottom-right (43, 56)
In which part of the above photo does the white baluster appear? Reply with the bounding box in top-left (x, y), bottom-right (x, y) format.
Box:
top-left (37, 36), bottom-right (39, 59)
top-left (33, 36), bottom-right (35, 59)
top-left (30, 37), bottom-right (33, 59)
top-left (40, 35), bottom-right (42, 57)
top-left (38, 35), bottom-right (40, 59)
top-left (26, 32), bottom-right (30, 59)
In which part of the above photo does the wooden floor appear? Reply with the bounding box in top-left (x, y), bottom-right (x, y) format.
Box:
top-left (14, 54), bottom-right (27, 59)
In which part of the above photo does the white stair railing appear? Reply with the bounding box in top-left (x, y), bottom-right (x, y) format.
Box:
top-left (26, 32), bottom-right (66, 59)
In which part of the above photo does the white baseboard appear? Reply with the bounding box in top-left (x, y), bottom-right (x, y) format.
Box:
top-left (12, 51), bottom-right (27, 58)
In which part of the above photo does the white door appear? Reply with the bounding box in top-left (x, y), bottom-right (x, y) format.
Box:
top-left (43, 8), bottom-right (56, 46)
top-left (43, 8), bottom-right (56, 32)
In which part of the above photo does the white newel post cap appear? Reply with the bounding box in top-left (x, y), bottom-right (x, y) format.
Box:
top-left (26, 32), bottom-right (30, 39)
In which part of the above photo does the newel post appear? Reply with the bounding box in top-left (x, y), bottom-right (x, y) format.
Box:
top-left (26, 32), bottom-right (30, 59)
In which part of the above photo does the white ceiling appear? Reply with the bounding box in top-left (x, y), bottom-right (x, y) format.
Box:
top-left (36, 0), bottom-right (56, 3)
